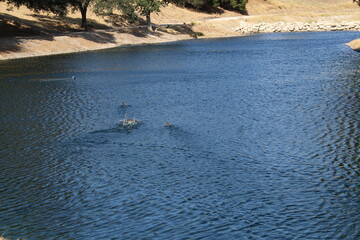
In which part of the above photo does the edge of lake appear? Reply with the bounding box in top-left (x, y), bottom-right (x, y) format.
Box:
top-left (1, 22), bottom-right (359, 61)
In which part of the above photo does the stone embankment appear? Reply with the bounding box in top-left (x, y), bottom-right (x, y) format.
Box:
top-left (236, 21), bottom-right (360, 34)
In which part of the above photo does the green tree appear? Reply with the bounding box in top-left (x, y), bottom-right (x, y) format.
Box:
top-left (135, 0), bottom-right (165, 30)
top-left (5, 0), bottom-right (68, 15)
top-left (94, 0), bottom-right (165, 31)
top-left (219, 0), bottom-right (247, 13)
top-left (4, 0), bottom-right (92, 29)
top-left (171, 0), bottom-right (247, 14)
top-left (93, 0), bottom-right (137, 23)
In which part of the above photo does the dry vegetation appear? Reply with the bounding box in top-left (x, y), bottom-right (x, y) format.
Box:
top-left (0, 0), bottom-right (360, 59)
top-left (247, 0), bottom-right (359, 15)
top-left (0, 2), bottom-right (242, 36)
top-left (0, 2), bottom-right (246, 59)
top-left (246, 0), bottom-right (360, 22)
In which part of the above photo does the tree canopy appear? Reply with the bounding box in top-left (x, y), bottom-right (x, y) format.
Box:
top-left (173, 0), bottom-right (247, 14)
top-left (5, 0), bottom-right (68, 15)
top-left (4, 0), bottom-right (91, 28)
top-left (2, 0), bottom-right (249, 30)
top-left (93, 0), bottom-right (167, 30)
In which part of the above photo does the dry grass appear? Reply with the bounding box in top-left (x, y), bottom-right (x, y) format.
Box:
top-left (151, 4), bottom-right (241, 24)
top-left (246, 12), bottom-right (360, 23)
top-left (246, 0), bottom-right (360, 15)
top-left (245, 0), bottom-right (360, 23)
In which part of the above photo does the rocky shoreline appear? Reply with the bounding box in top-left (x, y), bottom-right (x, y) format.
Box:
top-left (236, 21), bottom-right (360, 34)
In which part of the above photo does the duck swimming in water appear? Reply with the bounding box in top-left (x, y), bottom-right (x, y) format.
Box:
top-left (120, 115), bottom-right (140, 127)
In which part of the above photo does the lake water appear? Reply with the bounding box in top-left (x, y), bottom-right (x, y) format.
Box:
top-left (0, 31), bottom-right (359, 240)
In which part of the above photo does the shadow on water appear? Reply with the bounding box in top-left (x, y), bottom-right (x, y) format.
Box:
top-left (68, 124), bottom-right (143, 154)
top-left (118, 103), bottom-right (132, 110)
top-left (89, 122), bottom-right (142, 135)
top-left (30, 14), bottom-right (111, 31)
top-left (30, 77), bottom-right (76, 82)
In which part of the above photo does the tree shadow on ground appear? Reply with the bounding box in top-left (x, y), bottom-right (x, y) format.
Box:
top-left (67, 30), bottom-right (117, 44)
top-left (30, 14), bottom-right (111, 31)
top-left (0, 17), bottom-right (41, 37)
top-left (0, 12), bottom-right (115, 53)
top-left (109, 27), bottom-right (160, 38)
top-left (0, 13), bottom-right (55, 53)
top-left (0, 10), bottom-right (198, 55)
top-left (0, 12), bottom-right (60, 35)
top-left (0, 33), bottom-right (55, 53)
top-left (0, 13), bottom-right (46, 36)
top-left (157, 24), bottom-right (200, 38)
top-left (109, 23), bottom-right (199, 39)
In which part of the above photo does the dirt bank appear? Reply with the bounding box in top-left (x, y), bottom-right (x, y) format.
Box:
top-left (0, 3), bottom-right (246, 60)
top-left (0, 27), bottom-right (197, 60)
top-left (1, 1), bottom-right (360, 60)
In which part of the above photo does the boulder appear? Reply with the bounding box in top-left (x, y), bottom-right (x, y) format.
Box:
top-left (346, 39), bottom-right (360, 52)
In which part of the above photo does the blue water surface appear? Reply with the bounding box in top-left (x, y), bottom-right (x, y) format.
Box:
top-left (0, 31), bottom-right (359, 239)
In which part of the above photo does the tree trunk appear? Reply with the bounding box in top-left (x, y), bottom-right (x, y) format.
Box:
top-left (80, 7), bottom-right (87, 29)
top-left (146, 12), bottom-right (153, 31)
top-left (79, 1), bottom-right (90, 30)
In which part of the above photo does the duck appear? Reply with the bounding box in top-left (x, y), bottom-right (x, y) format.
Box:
top-left (120, 115), bottom-right (140, 126)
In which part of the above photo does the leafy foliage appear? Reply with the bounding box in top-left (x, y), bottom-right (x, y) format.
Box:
top-left (172, 0), bottom-right (247, 13)
top-left (93, 0), bottom-right (137, 23)
top-left (93, 0), bottom-right (166, 30)
top-left (5, 0), bottom-right (91, 28)
top-left (219, 0), bottom-right (247, 13)
top-left (5, 0), bottom-right (69, 15)
top-left (135, 0), bottom-right (163, 17)
top-left (135, 0), bottom-right (165, 29)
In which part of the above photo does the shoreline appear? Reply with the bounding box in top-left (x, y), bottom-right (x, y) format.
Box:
top-left (236, 20), bottom-right (360, 34)
top-left (0, 27), bottom-right (196, 61)
top-left (1, 0), bottom-right (360, 61)
top-left (0, 21), bottom-right (359, 61)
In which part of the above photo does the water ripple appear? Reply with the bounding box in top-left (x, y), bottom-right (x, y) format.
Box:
top-left (0, 31), bottom-right (359, 240)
